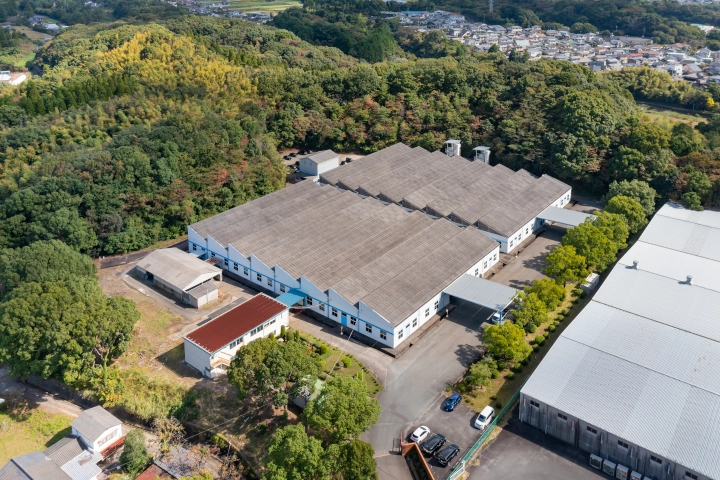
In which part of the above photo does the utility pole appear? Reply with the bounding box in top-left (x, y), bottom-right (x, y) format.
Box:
top-left (488, 0), bottom-right (493, 14)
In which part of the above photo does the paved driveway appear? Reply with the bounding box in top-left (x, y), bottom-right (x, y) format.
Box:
top-left (468, 412), bottom-right (603, 480)
top-left (364, 299), bottom-right (496, 480)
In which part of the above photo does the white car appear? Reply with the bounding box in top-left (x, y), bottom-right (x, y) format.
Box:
top-left (410, 426), bottom-right (430, 443)
top-left (474, 405), bottom-right (495, 430)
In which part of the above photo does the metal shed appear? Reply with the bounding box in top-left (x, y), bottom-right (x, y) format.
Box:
top-left (443, 274), bottom-right (517, 319)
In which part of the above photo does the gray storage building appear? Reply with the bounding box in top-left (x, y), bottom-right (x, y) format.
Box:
top-left (521, 203), bottom-right (720, 480)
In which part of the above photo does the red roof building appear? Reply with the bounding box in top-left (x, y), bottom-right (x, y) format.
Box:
top-left (183, 294), bottom-right (289, 378)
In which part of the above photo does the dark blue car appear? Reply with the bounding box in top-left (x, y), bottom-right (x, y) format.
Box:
top-left (443, 392), bottom-right (462, 411)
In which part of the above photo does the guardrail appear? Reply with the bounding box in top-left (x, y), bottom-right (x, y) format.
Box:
top-left (447, 381), bottom-right (527, 480)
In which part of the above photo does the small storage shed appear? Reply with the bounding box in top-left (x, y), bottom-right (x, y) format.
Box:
top-left (298, 150), bottom-right (340, 176)
top-left (136, 248), bottom-right (222, 308)
top-left (183, 294), bottom-right (289, 378)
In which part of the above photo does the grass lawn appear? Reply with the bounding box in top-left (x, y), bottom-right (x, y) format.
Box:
top-left (639, 104), bottom-right (708, 127)
top-left (0, 405), bottom-right (73, 466)
top-left (11, 26), bottom-right (50, 41)
top-left (459, 286), bottom-right (592, 414)
top-left (197, 0), bottom-right (301, 13)
top-left (0, 41), bottom-right (36, 68)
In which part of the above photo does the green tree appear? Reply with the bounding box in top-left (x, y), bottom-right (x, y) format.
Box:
top-left (304, 376), bottom-right (381, 444)
top-left (562, 220), bottom-right (619, 272)
top-left (545, 245), bottom-right (589, 285)
top-left (570, 22), bottom-right (597, 33)
top-left (682, 191), bottom-right (704, 210)
top-left (594, 211), bottom-right (630, 250)
top-left (601, 180), bottom-right (657, 216)
top-left (513, 292), bottom-right (548, 330)
top-left (263, 425), bottom-right (330, 480)
top-left (120, 429), bottom-right (149, 476)
top-left (609, 146), bottom-right (645, 181)
top-left (332, 440), bottom-right (378, 480)
top-left (626, 122), bottom-right (670, 155)
top-left (604, 196), bottom-right (648, 234)
top-left (524, 278), bottom-right (566, 310)
top-left (482, 322), bottom-right (531, 364)
top-left (465, 358), bottom-right (493, 388)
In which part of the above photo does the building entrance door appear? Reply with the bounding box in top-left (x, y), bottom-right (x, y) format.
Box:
top-left (341, 313), bottom-right (348, 326)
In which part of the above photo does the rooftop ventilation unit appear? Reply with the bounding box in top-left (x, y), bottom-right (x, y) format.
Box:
top-left (445, 139), bottom-right (461, 158)
top-left (630, 472), bottom-right (642, 480)
top-left (687, 275), bottom-right (693, 286)
top-left (632, 260), bottom-right (639, 269)
top-left (473, 146), bottom-right (491, 164)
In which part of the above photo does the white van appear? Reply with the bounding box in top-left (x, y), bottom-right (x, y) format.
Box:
top-left (474, 405), bottom-right (495, 430)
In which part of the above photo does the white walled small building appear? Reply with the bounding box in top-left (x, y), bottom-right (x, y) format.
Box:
top-left (298, 150), bottom-right (340, 176)
top-left (70, 406), bottom-right (124, 456)
top-left (184, 294), bottom-right (289, 378)
top-left (136, 248), bottom-right (222, 307)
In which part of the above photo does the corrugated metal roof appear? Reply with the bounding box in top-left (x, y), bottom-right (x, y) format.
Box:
top-left (639, 215), bottom-right (720, 262)
top-left (522, 203), bottom-right (720, 480)
top-left (184, 294), bottom-right (287, 353)
top-left (275, 289), bottom-right (305, 307)
top-left (70, 407), bottom-right (121, 443)
top-left (44, 436), bottom-right (87, 467)
top-left (136, 248), bottom-right (221, 291)
top-left (443, 274), bottom-right (517, 311)
top-left (0, 452), bottom-right (72, 480)
top-left (304, 150), bottom-right (338, 165)
top-left (537, 205), bottom-right (595, 226)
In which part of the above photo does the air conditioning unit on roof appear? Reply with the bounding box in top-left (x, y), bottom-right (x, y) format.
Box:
top-left (590, 454), bottom-right (603, 470)
top-left (603, 459), bottom-right (617, 476)
top-left (616, 464), bottom-right (629, 480)
top-left (630, 472), bottom-right (642, 480)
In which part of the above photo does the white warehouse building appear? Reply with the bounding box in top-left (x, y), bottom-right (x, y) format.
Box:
top-left (187, 142), bottom-right (574, 348)
top-left (521, 203), bottom-right (720, 480)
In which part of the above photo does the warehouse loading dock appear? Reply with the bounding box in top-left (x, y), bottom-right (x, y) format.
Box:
top-left (443, 274), bottom-right (518, 322)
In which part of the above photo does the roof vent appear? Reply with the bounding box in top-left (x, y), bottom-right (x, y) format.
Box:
top-left (444, 139), bottom-right (461, 158)
top-left (632, 260), bottom-right (639, 269)
top-left (687, 275), bottom-right (693, 286)
top-left (473, 146), bottom-right (491, 164)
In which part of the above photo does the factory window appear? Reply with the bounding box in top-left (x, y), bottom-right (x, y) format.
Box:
top-left (398, 330), bottom-right (404, 339)
top-left (510, 240), bottom-right (514, 247)
top-left (525, 228), bottom-right (529, 235)
top-left (243, 267), bottom-right (249, 276)
top-left (617, 441), bottom-right (628, 450)
top-left (686, 472), bottom-right (698, 480)
top-left (557, 413), bottom-right (567, 422)
top-left (192, 244), bottom-right (197, 251)
top-left (256, 273), bottom-right (262, 282)
top-left (267, 278), bottom-right (273, 287)
top-left (493, 254), bottom-right (497, 261)
top-left (586, 426), bottom-right (597, 435)
top-left (366, 324), bottom-right (373, 334)
top-left (434, 300), bottom-right (439, 310)
top-left (412, 318), bottom-right (417, 327)
top-left (230, 340), bottom-right (237, 348)
top-left (211, 252), bottom-right (215, 258)
top-left (650, 456), bottom-right (662, 465)
top-left (331, 308), bottom-right (338, 317)
top-left (250, 327), bottom-right (259, 336)
top-left (319, 303), bottom-right (325, 312)
top-left (233, 263), bottom-right (238, 271)
top-left (475, 268), bottom-right (479, 276)
top-left (530, 400), bottom-right (540, 408)
top-left (265, 318), bottom-right (276, 328)
top-left (380, 331), bottom-right (386, 340)
top-left (483, 261), bottom-right (488, 269)
top-left (425, 308), bottom-right (430, 317)
top-left (280, 285), bottom-right (286, 293)
top-left (224, 259), bottom-right (228, 266)
top-left (350, 317), bottom-right (357, 326)
top-left (307, 297), bottom-right (313, 306)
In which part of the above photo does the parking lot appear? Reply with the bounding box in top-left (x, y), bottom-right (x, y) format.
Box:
top-left (468, 411), bottom-right (603, 480)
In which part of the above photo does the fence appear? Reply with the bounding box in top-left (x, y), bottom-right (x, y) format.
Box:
top-left (447, 381), bottom-right (526, 480)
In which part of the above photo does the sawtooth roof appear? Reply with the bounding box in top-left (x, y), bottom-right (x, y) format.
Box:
top-left (319, 143), bottom-right (570, 236)
top-left (522, 203), bottom-right (720, 480)
top-left (189, 180), bottom-right (499, 326)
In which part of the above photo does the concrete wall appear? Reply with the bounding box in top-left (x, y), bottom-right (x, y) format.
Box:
top-left (299, 157), bottom-right (339, 176)
top-left (519, 393), bottom-right (709, 480)
top-left (183, 338), bottom-right (211, 376)
top-left (71, 425), bottom-right (122, 453)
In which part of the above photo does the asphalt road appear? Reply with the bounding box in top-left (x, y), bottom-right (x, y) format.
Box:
top-left (365, 299), bottom-right (494, 480)
top-left (468, 411), bottom-right (603, 480)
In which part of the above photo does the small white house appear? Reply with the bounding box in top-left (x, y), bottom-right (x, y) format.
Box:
top-left (71, 406), bottom-right (124, 456)
top-left (298, 150), bottom-right (340, 176)
top-left (184, 293), bottom-right (289, 378)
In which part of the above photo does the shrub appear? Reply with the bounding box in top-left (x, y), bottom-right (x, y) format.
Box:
top-left (506, 372), bottom-right (515, 380)
top-left (520, 358), bottom-right (529, 366)
top-left (319, 373), bottom-right (327, 380)
top-left (528, 324), bottom-right (537, 333)
top-left (573, 288), bottom-right (584, 297)
top-left (457, 383), bottom-right (467, 393)
top-left (294, 330), bottom-right (300, 342)
top-left (268, 332), bottom-right (275, 340)
top-left (120, 429), bottom-right (149, 476)
top-left (573, 297), bottom-right (580, 304)
top-left (341, 356), bottom-right (352, 368)
top-left (578, 290), bottom-right (587, 299)
top-left (210, 433), bottom-right (229, 450)
top-left (536, 335), bottom-right (546, 345)
top-left (514, 365), bottom-right (523, 373)
top-left (319, 344), bottom-right (329, 355)
top-left (548, 325), bottom-right (556, 332)
top-left (490, 369), bottom-right (499, 379)
top-left (490, 395), bottom-right (497, 401)
top-left (497, 361), bottom-right (507, 371)
top-left (256, 423), bottom-right (268, 434)
top-left (561, 308), bottom-right (569, 315)
top-left (533, 344), bottom-right (540, 352)
top-left (280, 325), bottom-right (286, 339)
top-left (495, 402), bottom-right (503, 409)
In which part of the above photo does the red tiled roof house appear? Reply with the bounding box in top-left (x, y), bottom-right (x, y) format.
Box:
top-left (183, 294), bottom-right (289, 378)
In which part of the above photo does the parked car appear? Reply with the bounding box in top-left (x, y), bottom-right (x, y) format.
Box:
top-left (340, 160), bottom-right (346, 165)
top-left (435, 444), bottom-right (460, 467)
top-left (474, 405), bottom-right (495, 430)
top-left (291, 166), bottom-right (299, 173)
top-left (290, 152), bottom-right (298, 157)
top-left (420, 433), bottom-right (446, 456)
top-left (410, 426), bottom-right (430, 443)
top-left (345, 157), bottom-right (353, 162)
top-left (490, 312), bottom-right (502, 324)
top-left (299, 149), bottom-right (309, 155)
top-left (283, 155), bottom-right (292, 161)
top-left (443, 392), bottom-right (462, 411)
